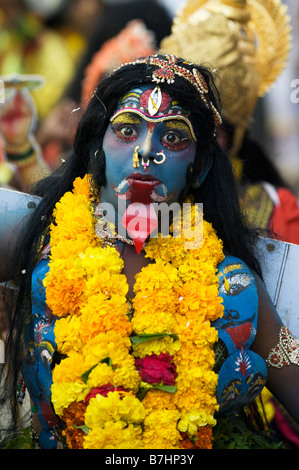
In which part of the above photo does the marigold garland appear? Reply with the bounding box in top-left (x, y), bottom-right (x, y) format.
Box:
top-left (44, 174), bottom-right (225, 449)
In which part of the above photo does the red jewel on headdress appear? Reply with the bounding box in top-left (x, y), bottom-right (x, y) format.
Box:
top-left (153, 66), bottom-right (175, 84)
top-left (111, 54), bottom-right (222, 128)
top-left (152, 55), bottom-right (177, 85)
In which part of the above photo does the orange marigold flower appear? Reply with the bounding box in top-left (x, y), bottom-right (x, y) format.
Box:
top-left (180, 427), bottom-right (213, 449)
top-left (194, 426), bottom-right (213, 449)
top-left (61, 401), bottom-right (87, 449)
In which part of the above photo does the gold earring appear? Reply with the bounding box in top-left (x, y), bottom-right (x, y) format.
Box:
top-left (132, 145), bottom-right (140, 168)
top-left (153, 150), bottom-right (166, 165)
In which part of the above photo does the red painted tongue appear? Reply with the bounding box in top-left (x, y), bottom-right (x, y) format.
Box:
top-left (121, 179), bottom-right (159, 254)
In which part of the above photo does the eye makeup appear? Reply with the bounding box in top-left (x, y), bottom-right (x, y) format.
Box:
top-left (111, 113), bottom-right (141, 142)
top-left (161, 120), bottom-right (194, 151)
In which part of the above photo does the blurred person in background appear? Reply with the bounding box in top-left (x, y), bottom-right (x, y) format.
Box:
top-left (161, 0), bottom-right (299, 247)
top-left (36, 0), bottom-right (172, 168)
top-left (36, 0), bottom-right (103, 62)
top-left (0, 75), bottom-right (50, 191)
top-left (0, 0), bottom-right (83, 122)
top-left (263, 0), bottom-right (299, 194)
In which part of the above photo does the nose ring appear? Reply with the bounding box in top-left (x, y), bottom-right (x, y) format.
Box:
top-left (132, 147), bottom-right (166, 172)
top-left (141, 158), bottom-right (150, 172)
top-left (154, 151), bottom-right (166, 165)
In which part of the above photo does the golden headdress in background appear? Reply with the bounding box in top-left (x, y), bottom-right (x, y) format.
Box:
top-left (161, 0), bottom-right (292, 156)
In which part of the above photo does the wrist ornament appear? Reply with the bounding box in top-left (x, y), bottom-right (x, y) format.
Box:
top-left (5, 140), bottom-right (37, 167)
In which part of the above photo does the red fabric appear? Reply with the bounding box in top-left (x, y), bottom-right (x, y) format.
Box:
top-left (269, 187), bottom-right (299, 245)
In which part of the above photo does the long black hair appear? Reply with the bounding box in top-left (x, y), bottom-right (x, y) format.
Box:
top-left (0, 55), bottom-right (261, 441)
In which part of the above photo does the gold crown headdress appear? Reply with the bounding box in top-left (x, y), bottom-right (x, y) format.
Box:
top-left (111, 54), bottom-right (222, 129)
top-left (161, 0), bottom-right (292, 157)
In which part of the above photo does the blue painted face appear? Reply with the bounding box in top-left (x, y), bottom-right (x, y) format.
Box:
top-left (100, 86), bottom-right (197, 221)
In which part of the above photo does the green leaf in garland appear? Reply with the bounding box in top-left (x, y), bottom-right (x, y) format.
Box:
top-left (154, 384), bottom-right (176, 393)
top-left (81, 357), bottom-right (113, 383)
top-left (130, 333), bottom-right (179, 348)
top-left (137, 383), bottom-right (177, 401)
top-left (71, 424), bottom-right (90, 435)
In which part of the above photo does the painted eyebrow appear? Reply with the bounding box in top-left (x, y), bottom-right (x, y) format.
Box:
top-left (164, 120), bottom-right (193, 141)
top-left (111, 112), bottom-right (141, 125)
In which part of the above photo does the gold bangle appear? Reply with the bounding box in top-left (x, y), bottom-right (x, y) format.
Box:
top-left (266, 326), bottom-right (299, 368)
top-left (5, 140), bottom-right (33, 154)
top-left (10, 153), bottom-right (37, 168)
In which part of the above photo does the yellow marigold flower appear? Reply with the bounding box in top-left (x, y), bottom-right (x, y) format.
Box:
top-left (175, 385), bottom-right (219, 414)
top-left (142, 429), bottom-right (181, 449)
top-left (76, 245), bottom-right (123, 276)
top-left (83, 422), bottom-right (143, 449)
top-left (79, 296), bottom-right (131, 343)
top-left (175, 317), bottom-right (218, 346)
top-left (51, 381), bottom-right (89, 416)
top-left (82, 331), bottom-right (131, 370)
top-left (44, 260), bottom-right (86, 317)
top-left (177, 411), bottom-right (217, 435)
top-left (73, 174), bottom-right (91, 198)
top-left (112, 365), bottom-right (141, 393)
top-left (52, 198), bottom-right (95, 244)
top-left (132, 308), bottom-right (177, 335)
top-left (84, 358), bottom-right (140, 393)
top-left (85, 391), bottom-right (146, 429)
top-left (132, 335), bottom-right (181, 358)
top-left (86, 363), bottom-right (114, 389)
top-left (52, 351), bottom-right (85, 383)
top-left (178, 260), bottom-right (219, 285)
top-left (54, 315), bottom-right (83, 354)
top-left (134, 260), bottom-right (180, 293)
top-left (142, 389), bottom-right (177, 411)
top-left (144, 409), bottom-right (180, 427)
top-left (85, 271), bottom-right (128, 299)
top-left (145, 235), bottom-right (186, 264)
top-left (176, 346), bottom-right (215, 372)
top-left (143, 410), bottom-right (181, 449)
top-left (133, 292), bottom-right (177, 315)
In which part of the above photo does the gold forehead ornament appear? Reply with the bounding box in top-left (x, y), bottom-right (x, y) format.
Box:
top-left (112, 54), bottom-right (222, 129)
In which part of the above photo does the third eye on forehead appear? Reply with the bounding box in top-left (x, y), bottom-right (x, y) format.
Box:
top-left (111, 112), bottom-right (194, 139)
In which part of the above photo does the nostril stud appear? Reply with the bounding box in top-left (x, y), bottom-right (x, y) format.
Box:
top-left (141, 158), bottom-right (150, 172)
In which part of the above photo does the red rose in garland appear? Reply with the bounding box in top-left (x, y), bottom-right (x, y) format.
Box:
top-left (135, 353), bottom-right (177, 385)
top-left (85, 384), bottom-right (127, 403)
